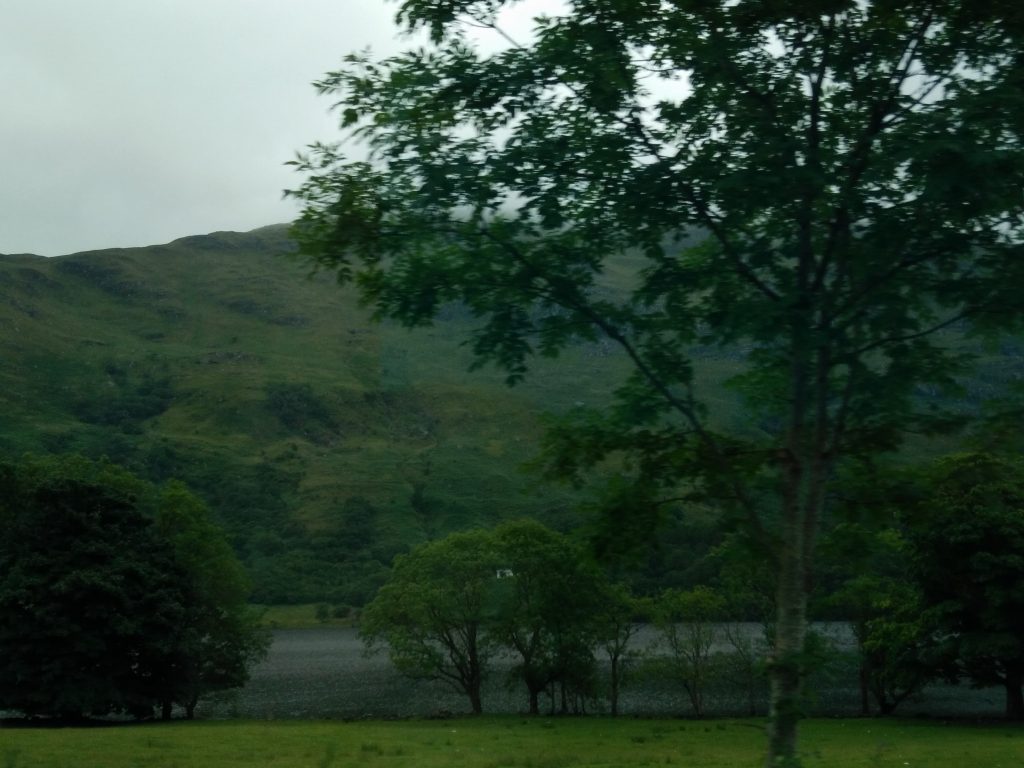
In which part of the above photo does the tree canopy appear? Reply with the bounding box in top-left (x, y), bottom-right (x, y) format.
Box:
top-left (0, 456), bottom-right (267, 720)
top-left (823, 545), bottom-right (933, 715)
top-left (907, 451), bottom-right (1024, 719)
top-left (490, 519), bottom-right (610, 715)
top-left (155, 481), bottom-right (270, 719)
top-left (290, 2), bottom-right (1024, 763)
top-left (362, 520), bottom-right (621, 716)
top-left (360, 529), bottom-right (500, 714)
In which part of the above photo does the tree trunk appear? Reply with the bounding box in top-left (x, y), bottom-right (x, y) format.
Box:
top-left (161, 700), bottom-right (173, 721)
top-left (185, 698), bottom-right (197, 720)
top-left (766, 505), bottom-right (810, 768)
top-left (683, 680), bottom-right (704, 718)
top-left (464, 634), bottom-right (483, 715)
top-left (766, 581), bottom-right (807, 766)
top-left (468, 685), bottom-right (483, 715)
top-left (527, 686), bottom-right (540, 715)
top-left (610, 655), bottom-right (620, 717)
top-left (766, 329), bottom-right (830, 767)
top-left (747, 668), bottom-right (757, 717)
top-left (859, 660), bottom-right (870, 716)
top-left (763, 302), bottom-right (821, 767)
top-left (1005, 676), bottom-right (1024, 720)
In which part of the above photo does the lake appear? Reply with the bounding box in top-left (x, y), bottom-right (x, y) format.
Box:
top-left (197, 625), bottom-right (1007, 720)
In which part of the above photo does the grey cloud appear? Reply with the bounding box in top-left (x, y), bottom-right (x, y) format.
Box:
top-left (0, 0), bottom-right (401, 255)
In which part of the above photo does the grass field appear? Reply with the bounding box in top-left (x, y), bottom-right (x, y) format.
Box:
top-left (1, 717), bottom-right (1020, 768)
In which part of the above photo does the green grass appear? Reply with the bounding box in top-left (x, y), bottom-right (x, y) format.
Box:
top-left (0, 717), bottom-right (1019, 768)
top-left (255, 603), bottom-right (355, 629)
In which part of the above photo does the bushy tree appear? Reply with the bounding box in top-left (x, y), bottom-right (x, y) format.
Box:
top-left (290, 3), bottom-right (1024, 758)
top-left (360, 529), bottom-right (500, 714)
top-left (491, 520), bottom-right (608, 715)
top-left (907, 452), bottom-right (1024, 719)
top-left (858, 577), bottom-right (934, 716)
top-left (0, 457), bottom-right (186, 719)
top-left (155, 481), bottom-right (270, 719)
top-left (363, 520), bottom-right (624, 715)
top-left (816, 488), bottom-right (935, 716)
top-left (652, 586), bottom-right (727, 717)
top-left (0, 456), bottom-right (265, 720)
top-left (827, 569), bottom-right (932, 715)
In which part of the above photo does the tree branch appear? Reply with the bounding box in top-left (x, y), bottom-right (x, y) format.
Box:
top-left (469, 226), bottom-right (767, 534)
top-left (816, 9), bottom-right (938, 293)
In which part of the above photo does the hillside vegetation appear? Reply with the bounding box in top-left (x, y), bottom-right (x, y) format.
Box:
top-left (1, 226), bottom-right (1019, 603)
top-left (0, 226), bottom-right (637, 602)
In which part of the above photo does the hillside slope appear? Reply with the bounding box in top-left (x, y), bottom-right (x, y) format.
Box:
top-left (0, 226), bottom-right (646, 602)
top-left (2, 226), bottom-right (1020, 603)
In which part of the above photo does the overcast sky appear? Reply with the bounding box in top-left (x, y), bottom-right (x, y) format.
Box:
top-left (1, 0), bottom-right (549, 257)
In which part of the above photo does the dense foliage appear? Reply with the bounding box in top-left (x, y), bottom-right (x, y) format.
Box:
top-left (363, 520), bottom-right (631, 715)
top-left (155, 481), bottom-right (271, 718)
top-left (361, 529), bottom-right (500, 713)
top-left (907, 452), bottom-right (1024, 719)
top-left (0, 456), bottom-right (267, 720)
top-left (824, 558), bottom-right (933, 715)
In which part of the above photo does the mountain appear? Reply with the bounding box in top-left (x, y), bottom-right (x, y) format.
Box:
top-left (0, 226), bottom-right (644, 603)
top-left (2, 226), bottom-right (1020, 603)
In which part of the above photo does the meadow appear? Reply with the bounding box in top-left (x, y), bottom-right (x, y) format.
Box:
top-left (1, 717), bottom-right (1020, 768)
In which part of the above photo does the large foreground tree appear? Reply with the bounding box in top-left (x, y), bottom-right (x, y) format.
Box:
top-left (289, 2), bottom-right (1024, 763)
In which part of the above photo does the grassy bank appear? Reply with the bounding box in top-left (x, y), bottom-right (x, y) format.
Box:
top-left (1, 717), bottom-right (1019, 767)
top-left (255, 604), bottom-right (356, 630)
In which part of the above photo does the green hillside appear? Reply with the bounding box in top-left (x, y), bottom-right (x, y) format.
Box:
top-left (2, 226), bottom-right (1019, 604)
top-left (0, 226), bottom-right (648, 603)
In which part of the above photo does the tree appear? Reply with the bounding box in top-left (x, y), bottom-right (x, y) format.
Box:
top-left (491, 520), bottom-right (605, 714)
top-left (360, 529), bottom-right (500, 714)
top-left (593, 582), bottom-right (642, 717)
top-left (155, 481), bottom-right (269, 719)
top-left (827, 570), bottom-right (933, 715)
top-left (818, 508), bottom-right (935, 717)
top-left (652, 586), bottom-right (726, 718)
top-left (907, 452), bottom-right (1024, 720)
top-left (858, 579), bottom-right (934, 716)
top-left (363, 520), bottom-right (615, 715)
top-left (288, 2), bottom-right (1024, 762)
top-left (0, 456), bottom-right (267, 720)
top-left (0, 457), bottom-right (188, 719)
